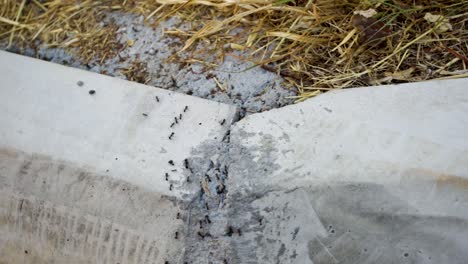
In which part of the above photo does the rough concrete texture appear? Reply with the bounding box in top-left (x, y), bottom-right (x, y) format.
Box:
top-left (226, 78), bottom-right (468, 263)
top-left (2, 50), bottom-right (468, 264)
top-left (2, 12), bottom-right (295, 118)
top-left (0, 50), bottom-right (237, 263)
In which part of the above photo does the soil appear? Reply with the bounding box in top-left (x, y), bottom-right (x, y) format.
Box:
top-left (1, 12), bottom-right (295, 118)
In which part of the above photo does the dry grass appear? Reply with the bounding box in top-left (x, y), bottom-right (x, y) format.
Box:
top-left (120, 60), bottom-right (151, 84)
top-left (1, 0), bottom-right (467, 101)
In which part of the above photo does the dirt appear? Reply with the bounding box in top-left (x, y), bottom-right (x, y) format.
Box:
top-left (1, 12), bottom-right (295, 118)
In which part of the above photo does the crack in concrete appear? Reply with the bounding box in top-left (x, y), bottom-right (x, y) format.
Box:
top-left (181, 129), bottom-right (234, 263)
top-left (178, 114), bottom-right (283, 263)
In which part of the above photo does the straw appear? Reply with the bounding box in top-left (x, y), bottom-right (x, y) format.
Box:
top-left (1, 0), bottom-right (467, 101)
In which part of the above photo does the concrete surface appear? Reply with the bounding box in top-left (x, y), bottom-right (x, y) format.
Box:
top-left (0, 50), bottom-right (237, 263)
top-left (226, 78), bottom-right (468, 263)
top-left (2, 50), bottom-right (468, 264)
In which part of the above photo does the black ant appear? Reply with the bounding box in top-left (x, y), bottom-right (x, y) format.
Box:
top-left (155, 96), bottom-right (160, 102)
top-left (168, 160), bottom-right (174, 166)
top-left (220, 119), bottom-right (226, 125)
top-left (169, 132), bottom-right (174, 140)
top-left (197, 231), bottom-right (205, 239)
top-left (184, 106), bottom-right (188, 112)
top-left (174, 231), bottom-right (179, 239)
top-left (165, 173), bottom-right (169, 181)
top-left (216, 184), bottom-right (225, 194)
top-left (226, 226), bottom-right (234, 237)
top-left (205, 174), bottom-right (211, 182)
top-left (169, 184), bottom-right (173, 191)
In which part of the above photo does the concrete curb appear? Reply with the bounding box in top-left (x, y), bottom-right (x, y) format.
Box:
top-left (0, 50), bottom-right (237, 263)
top-left (2, 50), bottom-right (468, 263)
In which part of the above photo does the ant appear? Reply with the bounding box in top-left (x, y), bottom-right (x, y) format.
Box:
top-left (197, 231), bottom-right (205, 239)
top-left (205, 174), bottom-right (211, 182)
top-left (216, 184), bottom-right (225, 194)
top-left (226, 226), bottom-right (234, 237)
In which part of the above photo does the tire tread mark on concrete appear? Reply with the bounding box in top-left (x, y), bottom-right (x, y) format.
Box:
top-left (149, 240), bottom-right (159, 264)
top-left (121, 230), bottom-right (131, 263)
top-left (14, 196), bottom-right (22, 234)
top-left (140, 238), bottom-right (150, 264)
top-left (102, 219), bottom-right (112, 263)
top-left (37, 201), bottom-right (47, 252)
top-left (114, 227), bottom-right (125, 263)
top-left (127, 232), bottom-right (138, 263)
top-left (146, 239), bottom-right (158, 264)
top-left (132, 234), bottom-right (143, 264)
top-left (94, 219), bottom-right (103, 263)
top-left (83, 217), bottom-right (94, 259)
top-left (0, 193), bottom-right (161, 263)
top-left (110, 224), bottom-right (119, 264)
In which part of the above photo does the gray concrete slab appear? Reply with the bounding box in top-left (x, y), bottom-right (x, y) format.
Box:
top-left (226, 78), bottom-right (468, 263)
top-left (0, 50), bottom-right (237, 263)
top-left (3, 49), bottom-right (468, 264)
